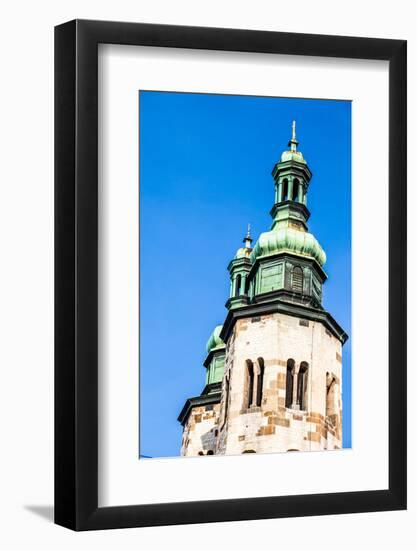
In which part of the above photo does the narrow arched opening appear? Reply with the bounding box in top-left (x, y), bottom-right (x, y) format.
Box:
top-left (293, 178), bottom-right (301, 201)
top-left (326, 372), bottom-right (338, 426)
top-left (246, 359), bottom-right (254, 408)
top-left (297, 361), bottom-right (309, 410)
top-left (282, 178), bottom-right (289, 201)
top-left (256, 357), bottom-right (265, 407)
top-left (235, 274), bottom-right (241, 297)
top-left (285, 359), bottom-right (295, 408)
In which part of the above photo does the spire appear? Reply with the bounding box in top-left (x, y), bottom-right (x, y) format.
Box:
top-left (243, 223), bottom-right (253, 248)
top-left (270, 120), bottom-right (312, 231)
top-left (288, 120), bottom-right (298, 152)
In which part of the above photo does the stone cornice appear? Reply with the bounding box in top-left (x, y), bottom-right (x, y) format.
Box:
top-left (220, 298), bottom-right (348, 345)
top-left (253, 288), bottom-right (322, 309)
top-left (177, 389), bottom-right (222, 426)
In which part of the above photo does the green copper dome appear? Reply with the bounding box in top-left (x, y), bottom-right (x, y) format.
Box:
top-left (250, 227), bottom-right (326, 266)
top-left (206, 325), bottom-right (225, 354)
top-left (279, 121), bottom-right (307, 164)
top-left (280, 149), bottom-right (306, 164)
top-left (235, 247), bottom-right (252, 259)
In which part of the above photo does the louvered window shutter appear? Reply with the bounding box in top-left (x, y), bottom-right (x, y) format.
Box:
top-left (292, 267), bottom-right (303, 293)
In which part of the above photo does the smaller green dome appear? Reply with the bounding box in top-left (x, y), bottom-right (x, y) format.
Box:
top-left (250, 227), bottom-right (326, 266)
top-left (280, 122), bottom-right (306, 164)
top-left (206, 325), bottom-right (225, 354)
top-left (280, 150), bottom-right (306, 164)
top-left (235, 247), bottom-right (252, 259)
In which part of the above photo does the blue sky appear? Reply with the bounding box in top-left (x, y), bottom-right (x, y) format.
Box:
top-left (139, 91), bottom-right (351, 458)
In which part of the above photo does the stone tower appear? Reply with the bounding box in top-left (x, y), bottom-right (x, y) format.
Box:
top-left (179, 122), bottom-right (348, 456)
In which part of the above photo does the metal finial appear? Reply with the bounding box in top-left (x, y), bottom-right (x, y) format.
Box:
top-left (289, 120), bottom-right (298, 152)
top-left (243, 223), bottom-right (253, 247)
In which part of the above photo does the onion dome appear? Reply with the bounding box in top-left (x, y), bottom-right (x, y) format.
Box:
top-left (205, 325), bottom-right (225, 354)
top-left (250, 226), bottom-right (326, 266)
top-left (235, 247), bottom-right (251, 259)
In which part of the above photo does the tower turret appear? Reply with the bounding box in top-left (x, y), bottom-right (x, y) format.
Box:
top-left (248, 122), bottom-right (327, 309)
top-left (270, 121), bottom-right (312, 231)
top-left (226, 225), bottom-right (253, 309)
top-left (204, 325), bottom-right (226, 389)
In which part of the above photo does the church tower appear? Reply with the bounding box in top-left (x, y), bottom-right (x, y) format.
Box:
top-left (179, 123), bottom-right (348, 455)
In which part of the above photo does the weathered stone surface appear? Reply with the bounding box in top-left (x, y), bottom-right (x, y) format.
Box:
top-left (257, 425), bottom-right (275, 436)
top-left (214, 312), bottom-right (343, 455)
top-left (181, 311), bottom-right (343, 456)
top-left (180, 402), bottom-right (221, 456)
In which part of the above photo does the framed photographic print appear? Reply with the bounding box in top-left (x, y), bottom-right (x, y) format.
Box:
top-left (55, 20), bottom-right (407, 530)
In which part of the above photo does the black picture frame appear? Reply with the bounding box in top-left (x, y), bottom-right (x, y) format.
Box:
top-left (55, 19), bottom-right (407, 531)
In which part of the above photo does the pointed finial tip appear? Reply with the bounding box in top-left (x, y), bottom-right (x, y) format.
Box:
top-left (288, 120), bottom-right (298, 151)
top-left (243, 223), bottom-right (253, 246)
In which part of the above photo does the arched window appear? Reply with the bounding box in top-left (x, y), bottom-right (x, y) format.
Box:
top-left (293, 178), bottom-right (300, 201)
top-left (198, 451), bottom-right (204, 456)
top-left (207, 450), bottom-right (214, 455)
top-left (326, 372), bottom-right (337, 425)
top-left (282, 178), bottom-right (289, 201)
top-left (292, 266), bottom-right (304, 293)
top-left (235, 274), bottom-right (241, 297)
top-left (297, 361), bottom-right (309, 410)
top-left (246, 360), bottom-right (254, 408)
top-left (285, 359), bottom-right (295, 408)
top-left (256, 358), bottom-right (265, 407)
top-left (242, 449), bottom-right (256, 453)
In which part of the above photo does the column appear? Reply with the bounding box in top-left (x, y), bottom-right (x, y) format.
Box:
top-left (277, 181), bottom-right (283, 203)
top-left (240, 274), bottom-right (246, 295)
top-left (252, 363), bottom-right (259, 408)
top-left (231, 276), bottom-right (237, 297)
top-left (292, 364), bottom-right (300, 410)
top-left (298, 182), bottom-right (303, 203)
top-left (287, 178), bottom-right (294, 202)
top-left (249, 279), bottom-right (254, 300)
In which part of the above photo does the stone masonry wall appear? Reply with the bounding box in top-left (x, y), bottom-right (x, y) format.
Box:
top-left (181, 403), bottom-right (220, 456)
top-left (216, 312), bottom-right (343, 456)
